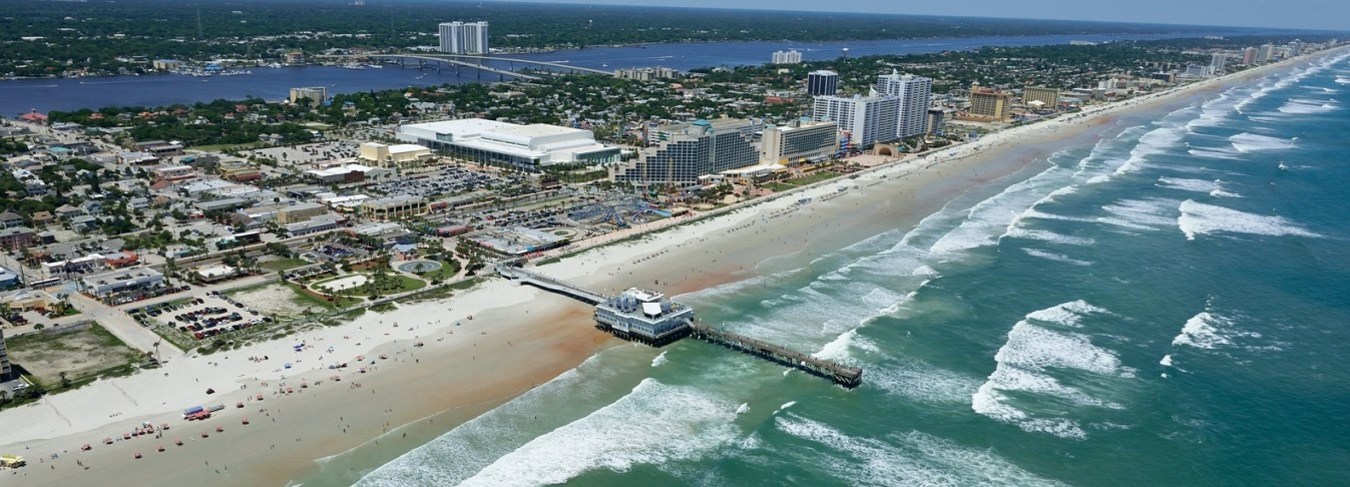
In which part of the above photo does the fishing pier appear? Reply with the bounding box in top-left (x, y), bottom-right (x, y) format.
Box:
top-left (499, 265), bottom-right (863, 388)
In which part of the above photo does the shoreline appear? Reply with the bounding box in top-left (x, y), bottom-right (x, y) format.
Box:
top-left (0, 47), bottom-right (1339, 486)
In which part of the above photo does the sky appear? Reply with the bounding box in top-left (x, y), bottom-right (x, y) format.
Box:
top-left (498, 0), bottom-right (1350, 32)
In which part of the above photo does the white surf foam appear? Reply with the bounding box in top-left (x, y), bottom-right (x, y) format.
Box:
top-left (1025, 300), bottom-right (1109, 328)
top-left (869, 359), bottom-right (982, 404)
top-left (1335, 76), bottom-right (1350, 85)
top-left (1229, 132), bottom-right (1296, 152)
top-left (776, 401), bottom-right (796, 412)
top-left (1156, 177), bottom-right (1240, 198)
top-left (1159, 354), bottom-right (1173, 367)
top-left (1004, 227), bottom-right (1096, 246)
top-left (1177, 200), bottom-right (1321, 241)
top-left (775, 415), bottom-right (1065, 486)
top-left (1171, 312), bottom-right (1234, 349)
top-left (651, 351), bottom-right (668, 367)
top-left (1021, 248), bottom-right (1092, 266)
top-left (458, 379), bottom-right (739, 487)
top-left (971, 302), bottom-right (1132, 439)
top-left (1097, 197), bottom-right (1179, 231)
top-left (1277, 98), bottom-right (1338, 115)
top-left (1187, 147), bottom-right (1242, 160)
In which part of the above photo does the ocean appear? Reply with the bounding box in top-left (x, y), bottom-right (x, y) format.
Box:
top-left (312, 51), bottom-right (1350, 486)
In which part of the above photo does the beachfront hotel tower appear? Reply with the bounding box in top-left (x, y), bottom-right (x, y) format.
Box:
top-left (1023, 86), bottom-right (1061, 111)
top-left (874, 70), bottom-right (933, 138)
top-left (611, 119), bottom-right (760, 187)
top-left (0, 327), bottom-right (10, 379)
top-left (807, 70), bottom-right (839, 96)
top-left (761, 121), bottom-right (839, 165)
top-left (966, 83), bottom-right (1011, 121)
top-left (812, 94), bottom-right (900, 149)
top-left (439, 21), bottom-right (490, 55)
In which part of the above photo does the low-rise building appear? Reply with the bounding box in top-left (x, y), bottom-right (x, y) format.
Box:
top-left (595, 288), bottom-right (694, 345)
top-left (79, 267), bottom-right (164, 298)
top-left (0, 227), bottom-right (37, 251)
top-left (276, 202), bottom-right (328, 224)
top-left (357, 142), bottom-right (434, 168)
top-left (285, 213), bottom-right (342, 236)
top-left (359, 195), bottom-right (427, 221)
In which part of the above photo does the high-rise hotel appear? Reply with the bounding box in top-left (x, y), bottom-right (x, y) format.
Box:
top-left (439, 21), bottom-right (490, 55)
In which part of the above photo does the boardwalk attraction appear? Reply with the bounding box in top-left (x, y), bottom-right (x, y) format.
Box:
top-left (499, 264), bottom-right (864, 388)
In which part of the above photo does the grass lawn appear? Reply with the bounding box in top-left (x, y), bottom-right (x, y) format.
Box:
top-left (260, 258), bottom-right (310, 271)
top-left (288, 282), bottom-right (362, 308)
top-left (421, 260), bottom-right (462, 282)
top-left (789, 170), bottom-right (842, 186)
top-left (5, 324), bottom-right (143, 387)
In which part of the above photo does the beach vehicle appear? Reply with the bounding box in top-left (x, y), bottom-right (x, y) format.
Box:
top-left (207, 404), bottom-right (226, 413)
top-left (183, 405), bottom-right (205, 419)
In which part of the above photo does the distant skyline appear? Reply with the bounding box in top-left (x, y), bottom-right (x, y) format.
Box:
top-left (497, 0), bottom-right (1350, 32)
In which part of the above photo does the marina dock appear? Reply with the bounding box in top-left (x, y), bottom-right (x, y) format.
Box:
top-left (499, 264), bottom-right (864, 388)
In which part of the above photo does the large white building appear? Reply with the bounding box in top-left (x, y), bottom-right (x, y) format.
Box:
top-left (612, 119), bottom-right (761, 187)
top-left (439, 21), bottom-right (490, 55)
top-left (771, 50), bottom-right (803, 64)
top-left (812, 94), bottom-right (900, 149)
top-left (1210, 53), bottom-right (1228, 73)
top-left (874, 70), bottom-right (933, 139)
top-left (761, 121), bottom-right (839, 165)
top-left (397, 119), bottom-right (620, 170)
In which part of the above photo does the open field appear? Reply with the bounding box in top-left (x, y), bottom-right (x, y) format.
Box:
top-left (4, 324), bottom-right (142, 387)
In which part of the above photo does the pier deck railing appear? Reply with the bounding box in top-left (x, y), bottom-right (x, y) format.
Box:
top-left (688, 321), bottom-right (863, 388)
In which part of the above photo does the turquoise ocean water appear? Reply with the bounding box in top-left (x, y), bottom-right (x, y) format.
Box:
top-left (332, 51), bottom-right (1350, 486)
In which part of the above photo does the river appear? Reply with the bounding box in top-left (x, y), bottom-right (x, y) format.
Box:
top-left (0, 29), bottom-right (1299, 116)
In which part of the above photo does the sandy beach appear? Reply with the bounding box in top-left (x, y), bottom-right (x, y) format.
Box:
top-left (0, 49), bottom-right (1332, 486)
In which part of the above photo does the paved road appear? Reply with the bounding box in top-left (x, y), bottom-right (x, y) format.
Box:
top-left (65, 293), bottom-right (186, 363)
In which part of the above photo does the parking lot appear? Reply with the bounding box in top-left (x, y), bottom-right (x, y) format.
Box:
top-left (132, 294), bottom-right (269, 342)
top-left (365, 166), bottom-right (509, 198)
top-left (244, 141), bottom-right (361, 168)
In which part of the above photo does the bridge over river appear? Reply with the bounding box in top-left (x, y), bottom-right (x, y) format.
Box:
top-left (320, 53), bottom-right (616, 80)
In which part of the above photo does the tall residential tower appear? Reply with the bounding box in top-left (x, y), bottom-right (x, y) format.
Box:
top-left (874, 70), bottom-right (933, 138)
top-left (439, 21), bottom-right (490, 55)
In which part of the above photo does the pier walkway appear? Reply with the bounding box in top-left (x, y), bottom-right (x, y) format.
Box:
top-left (497, 264), bottom-right (863, 388)
top-left (688, 321), bottom-right (862, 388)
top-left (497, 265), bottom-right (606, 305)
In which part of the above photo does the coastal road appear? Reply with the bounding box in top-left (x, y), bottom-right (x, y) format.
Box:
top-left (66, 293), bottom-right (186, 363)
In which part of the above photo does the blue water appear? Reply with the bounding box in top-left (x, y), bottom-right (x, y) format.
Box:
top-left (0, 29), bottom-right (1294, 117)
top-left (308, 50), bottom-right (1350, 486)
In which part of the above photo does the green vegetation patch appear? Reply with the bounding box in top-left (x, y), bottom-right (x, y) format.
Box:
top-left (4, 324), bottom-right (143, 387)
